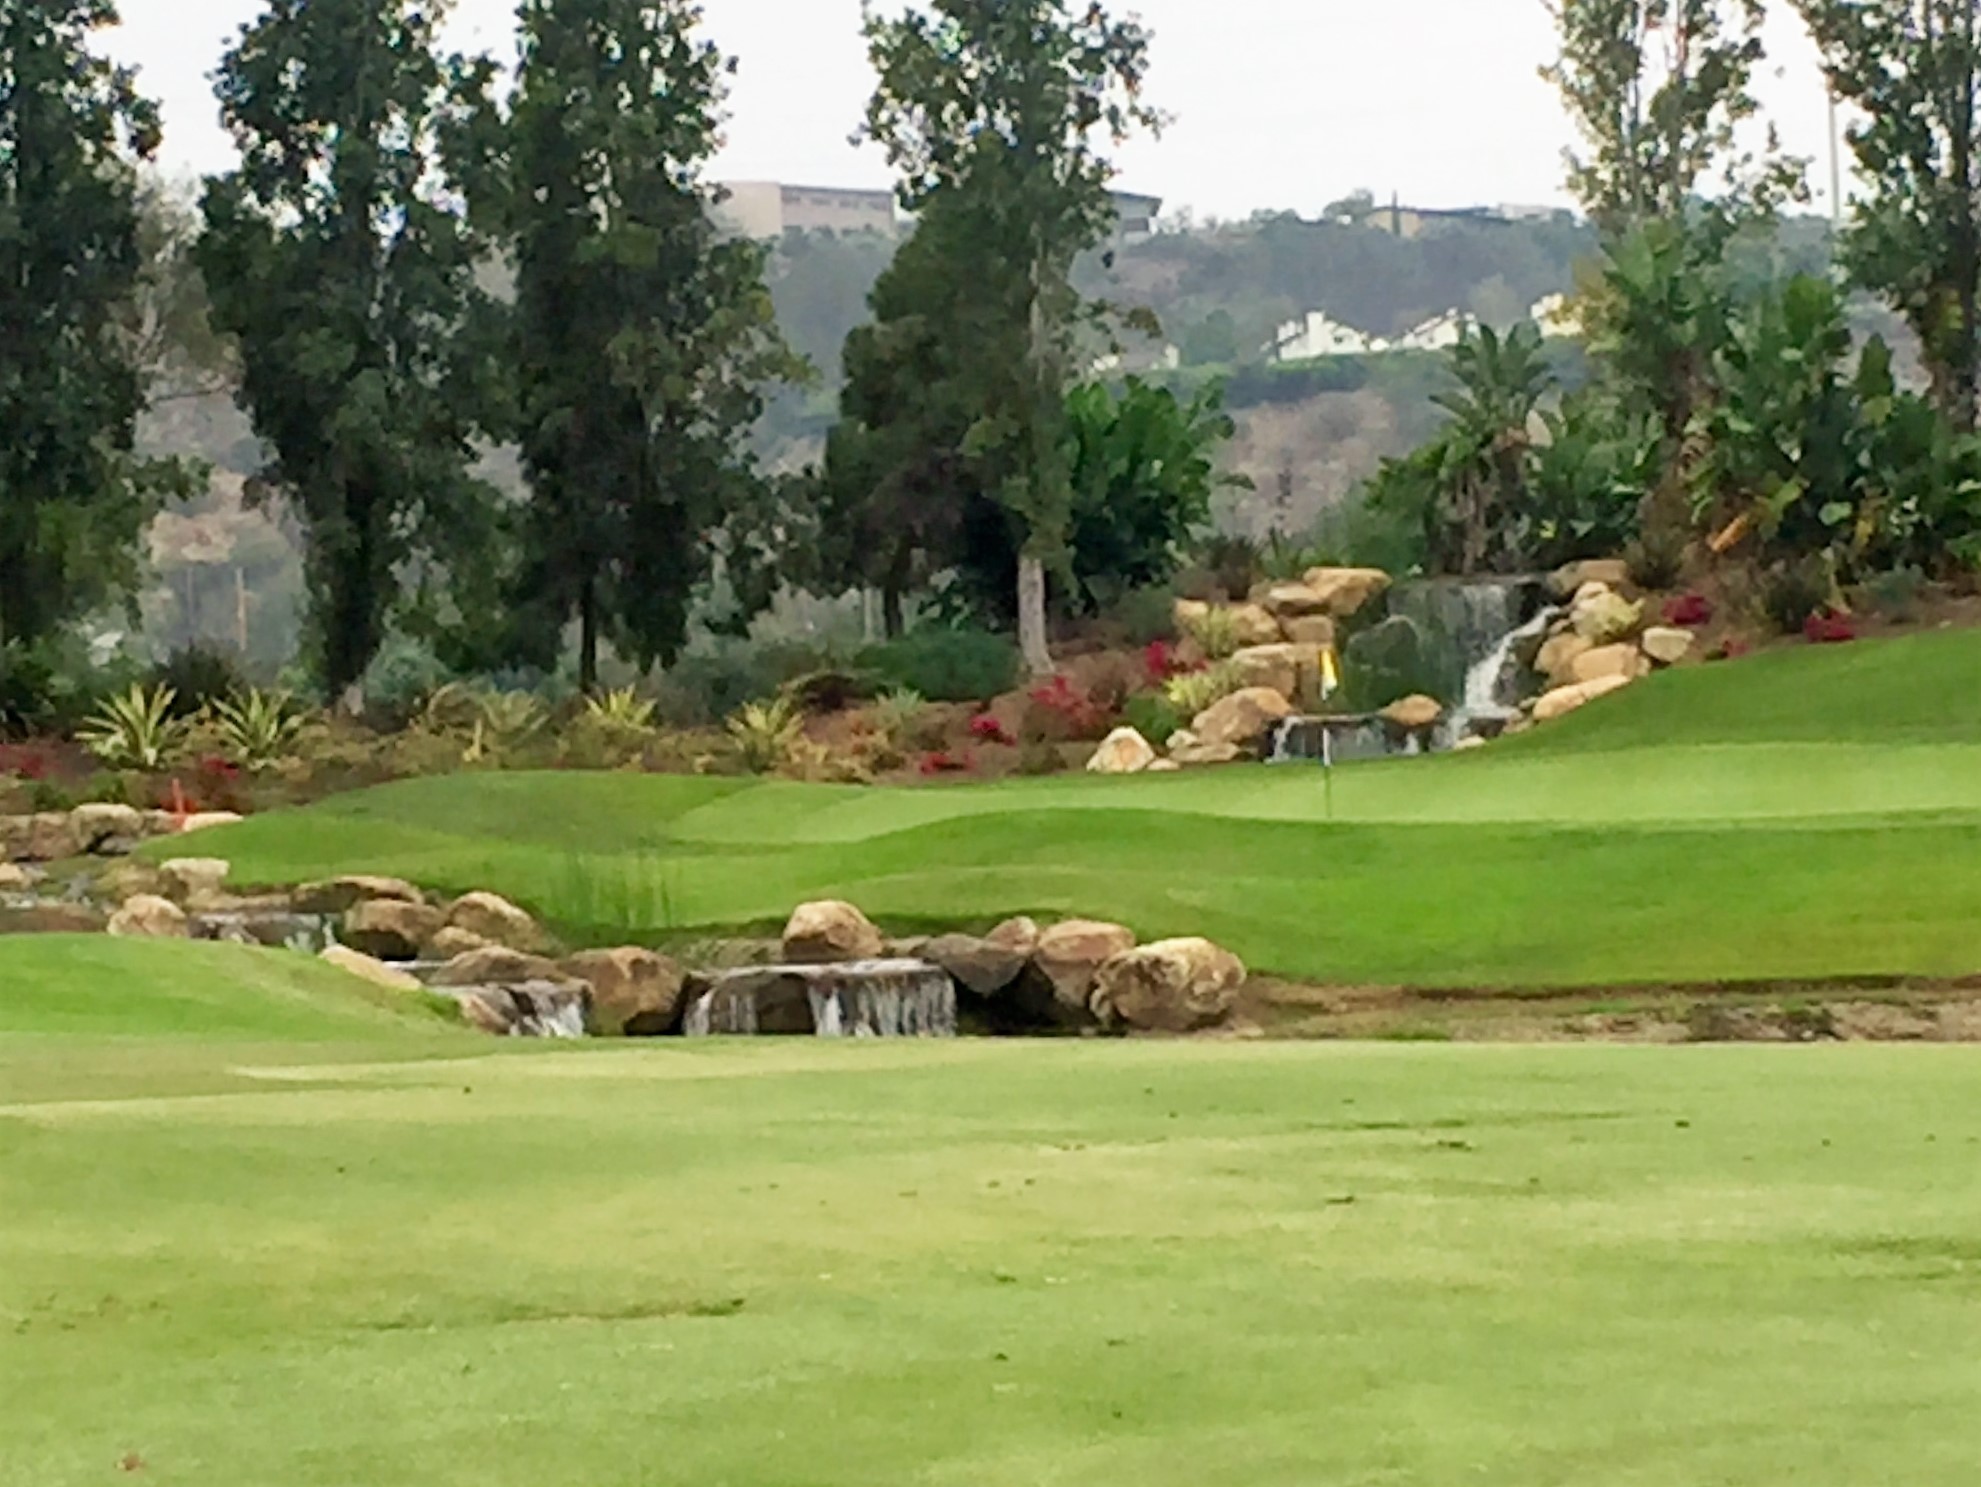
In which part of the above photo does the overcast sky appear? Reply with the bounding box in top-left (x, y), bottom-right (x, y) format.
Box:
top-left (108, 1), bottom-right (1841, 220)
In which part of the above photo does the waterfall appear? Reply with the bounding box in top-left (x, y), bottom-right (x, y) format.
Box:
top-left (687, 961), bottom-right (957, 1039)
top-left (1445, 604), bottom-right (1562, 742)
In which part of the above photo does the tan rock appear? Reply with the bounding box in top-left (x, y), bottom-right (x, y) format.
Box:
top-left (1380, 694), bottom-right (1444, 730)
top-left (319, 945), bottom-right (422, 993)
top-left (986, 916), bottom-right (1041, 958)
top-left (179, 811), bottom-right (245, 835)
top-left (1532, 673), bottom-right (1636, 723)
top-left (1548, 558), bottom-right (1631, 600)
top-left (1641, 626), bottom-right (1697, 666)
top-left (1258, 582), bottom-right (1331, 619)
top-left (1172, 598), bottom-right (1211, 634)
top-left (1225, 603), bottom-right (1284, 648)
top-left (1191, 687), bottom-right (1295, 752)
top-left (1571, 586), bottom-right (1644, 645)
top-left (563, 948), bottom-right (687, 1036)
top-left (1569, 643), bottom-right (1650, 685)
top-left (1085, 727), bottom-right (1157, 776)
top-left (342, 899), bottom-right (447, 961)
top-left (1090, 938), bottom-right (1248, 1033)
top-left (1280, 614), bottom-right (1338, 648)
top-left (294, 876), bottom-right (426, 916)
top-left (1535, 631), bottom-right (1594, 686)
top-left (1147, 759), bottom-right (1183, 773)
top-left (70, 803), bottom-right (144, 854)
top-left (1300, 567), bottom-right (1392, 618)
top-left (1230, 643), bottom-right (1324, 703)
top-left (0, 862), bottom-right (30, 891)
top-left (1169, 735), bottom-right (1245, 767)
top-left (444, 891), bottom-right (544, 952)
top-left (24, 812), bottom-right (76, 862)
top-left (429, 946), bottom-right (569, 987)
top-left (1033, 919), bottom-right (1137, 1017)
top-left (158, 858), bottom-right (231, 910)
top-left (427, 926), bottom-right (493, 959)
top-left (107, 894), bottom-right (189, 940)
top-left (455, 991), bottom-right (515, 1036)
top-left (98, 861), bottom-right (162, 903)
top-left (783, 900), bottom-right (885, 964)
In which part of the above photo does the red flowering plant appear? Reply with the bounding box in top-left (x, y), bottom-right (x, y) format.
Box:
top-left (968, 713), bottom-right (1014, 746)
top-left (1142, 640), bottom-right (1195, 686)
top-left (0, 745), bottom-right (50, 781)
top-left (1664, 594), bottom-right (1714, 628)
top-left (919, 749), bottom-right (975, 776)
top-left (1803, 611), bottom-right (1857, 645)
top-left (1024, 674), bottom-right (1108, 743)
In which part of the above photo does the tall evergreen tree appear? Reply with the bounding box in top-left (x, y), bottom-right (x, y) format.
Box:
top-left (0, 0), bottom-right (187, 647)
top-left (861, 0), bottom-right (1160, 675)
top-left (198, 0), bottom-right (506, 700)
top-left (495, 0), bottom-right (800, 691)
top-left (1796, 0), bottom-right (1981, 429)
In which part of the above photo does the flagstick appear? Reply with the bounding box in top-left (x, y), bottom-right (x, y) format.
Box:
top-left (1323, 722), bottom-right (1335, 821)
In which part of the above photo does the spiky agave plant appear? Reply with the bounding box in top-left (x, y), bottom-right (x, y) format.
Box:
top-left (725, 697), bottom-right (804, 775)
top-left (80, 685), bottom-right (186, 770)
top-left (211, 689), bottom-right (310, 772)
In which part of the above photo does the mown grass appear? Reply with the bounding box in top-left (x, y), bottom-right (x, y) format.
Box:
top-left (3, 983), bottom-right (1979, 1486)
top-left (171, 629), bottom-right (1981, 988)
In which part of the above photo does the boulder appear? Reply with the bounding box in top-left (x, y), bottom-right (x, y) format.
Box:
top-left (783, 899), bottom-right (886, 964)
top-left (107, 895), bottom-right (189, 940)
top-left (1300, 567), bottom-right (1393, 619)
top-left (23, 813), bottom-right (76, 862)
top-left (1258, 582), bottom-right (1332, 620)
top-left (1532, 672), bottom-right (1636, 723)
top-left (427, 926), bottom-right (494, 959)
top-left (444, 891), bottom-right (544, 952)
top-left (341, 899), bottom-right (446, 961)
top-left (319, 945), bottom-right (423, 993)
top-left (455, 991), bottom-right (516, 1035)
top-left (924, 932), bottom-right (1031, 998)
top-left (428, 946), bottom-right (570, 988)
top-left (987, 916), bottom-right (1041, 956)
top-left (179, 812), bottom-right (245, 835)
top-left (1191, 687), bottom-right (1295, 752)
top-left (1548, 558), bottom-right (1631, 600)
top-left (1641, 626), bottom-right (1697, 666)
top-left (1031, 919), bottom-right (1137, 1018)
top-left (1147, 759), bottom-right (1183, 773)
top-left (1090, 937), bottom-right (1248, 1033)
top-left (158, 858), bottom-right (231, 910)
top-left (1570, 585), bottom-right (1644, 645)
top-left (0, 862), bottom-right (30, 891)
top-left (1280, 614), bottom-right (1338, 649)
top-left (1380, 694), bottom-right (1444, 730)
top-left (294, 876), bottom-right (426, 916)
top-left (1568, 643), bottom-right (1649, 685)
top-left (70, 803), bottom-right (144, 855)
top-left (1172, 598), bottom-right (1210, 634)
top-left (98, 861), bottom-right (162, 903)
top-left (1225, 603), bottom-right (1284, 648)
top-left (1230, 643), bottom-right (1323, 704)
top-left (563, 947), bottom-right (687, 1037)
top-left (1086, 727), bottom-right (1158, 776)
top-left (1535, 631), bottom-right (1594, 686)
top-left (1169, 733), bottom-right (1245, 767)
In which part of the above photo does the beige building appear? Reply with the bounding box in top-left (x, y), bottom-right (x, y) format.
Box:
top-left (718, 181), bottom-right (902, 239)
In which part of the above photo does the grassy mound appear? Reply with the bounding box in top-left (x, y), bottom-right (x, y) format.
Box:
top-left (174, 629), bottom-right (1981, 987)
top-left (5, 1038), bottom-right (1981, 1484)
top-left (0, 937), bottom-right (463, 1041)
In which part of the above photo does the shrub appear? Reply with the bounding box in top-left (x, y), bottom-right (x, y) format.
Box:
top-left (79, 685), bottom-right (187, 770)
top-left (969, 713), bottom-right (1015, 746)
top-left (1023, 675), bottom-right (1108, 743)
top-left (1179, 605), bottom-right (1245, 661)
top-left (0, 643), bottom-right (60, 739)
top-left (1759, 558), bottom-right (1832, 635)
top-left (582, 687), bottom-right (658, 736)
top-left (1623, 527), bottom-right (1687, 591)
top-left (1862, 565), bottom-right (1928, 625)
top-left (1163, 661), bottom-right (1243, 719)
top-left (919, 748), bottom-right (974, 776)
top-left (1016, 739), bottom-right (1067, 776)
top-left (1195, 533), bottom-right (1263, 602)
top-left (147, 644), bottom-right (246, 720)
top-left (868, 689), bottom-right (929, 751)
top-left (860, 630), bottom-right (1022, 704)
top-left (1123, 692), bottom-right (1187, 749)
top-left (212, 689), bottom-right (310, 772)
top-left (1803, 610), bottom-right (1857, 644)
top-left (360, 634), bottom-right (455, 729)
top-left (782, 668), bottom-right (882, 715)
top-left (1664, 593), bottom-right (1714, 628)
top-left (1102, 585), bottom-right (1179, 647)
top-left (726, 697), bottom-right (805, 774)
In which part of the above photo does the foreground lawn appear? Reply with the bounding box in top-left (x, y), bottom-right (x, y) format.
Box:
top-left (3, 940), bottom-right (1980, 1484)
top-left (183, 629), bottom-right (1981, 987)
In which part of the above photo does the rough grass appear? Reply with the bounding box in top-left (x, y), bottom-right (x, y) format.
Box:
top-left (3, 990), bottom-right (1980, 1486)
top-left (178, 629), bottom-right (1981, 989)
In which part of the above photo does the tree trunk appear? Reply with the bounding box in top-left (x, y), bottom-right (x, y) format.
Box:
top-left (882, 539), bottom-right (911, 639)
top-left (1017, 554), bottom-right (1052, 677)
top-left (578, 576), bottom-right (600, 695)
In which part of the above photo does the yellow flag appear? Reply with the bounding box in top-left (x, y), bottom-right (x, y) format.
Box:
top-left (1320, 646), bottom-right (1340, 700)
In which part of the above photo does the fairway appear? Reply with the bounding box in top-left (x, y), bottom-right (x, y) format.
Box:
top-left (4, 953), bottom-right (1980, 1486)
top-left (186, 629), bottom-right (1981, 988)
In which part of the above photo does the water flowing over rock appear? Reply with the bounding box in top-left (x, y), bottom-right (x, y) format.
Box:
top-left (1269, 714), bottom-right (1417, 764)
top-left (193, 910), bottom-right (335, 953)
top-left (446, 983), bottom-right (589, 1039)
top-left (682, 960), bottom-right (957, 1038)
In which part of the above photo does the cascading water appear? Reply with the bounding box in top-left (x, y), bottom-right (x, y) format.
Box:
top-left (1443, 603), bottom-right (1562, 743)
top-left (685, 960), bottom-right (957, 1039)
